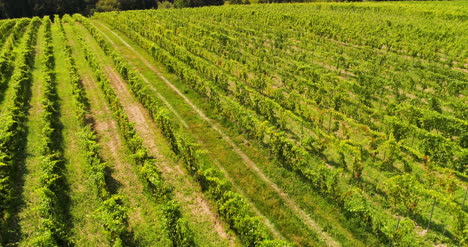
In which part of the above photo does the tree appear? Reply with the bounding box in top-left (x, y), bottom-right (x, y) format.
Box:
top-left (0, 1), bottom-right (8, 18)
top-left (173, 0), bottom-right (222, 8)
top-left (96, 0), bottom-right (120, 11)
top-left (158, 1), bottom-right (173, 8)
top-left (0, 0), bottom-right (87, 18)
top-left (174, 0), bottom-right (189, 8)
top-left (3, 0), bottom-right (31, 18)
top-left (119, 0), bottom-right (145, 10)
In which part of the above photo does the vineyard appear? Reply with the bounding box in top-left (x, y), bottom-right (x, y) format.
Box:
top-left (0, 1), bottom-right (466, 247)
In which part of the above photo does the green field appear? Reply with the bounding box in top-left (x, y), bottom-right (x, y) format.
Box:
top-left (0, 1), bottom-right (466, 246)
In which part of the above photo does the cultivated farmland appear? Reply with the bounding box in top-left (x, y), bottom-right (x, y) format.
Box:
top-left (0, 2), bottom-right (466, 247)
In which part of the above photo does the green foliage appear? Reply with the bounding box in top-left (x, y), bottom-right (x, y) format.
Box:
top-left (218, 191), bottom-right (269, 246)
top-left (380, 175), bottom-right (423, 216)
top-left (96, 195), bottom-right (128, 245)
top-left (139, 159), bottom-right (171, 200)
top-left (162, 201), bottom-right (195, 246)
top-left (392, 219), bottom-right (417, 247)
top-left (258, 240), bottom-right (293, 247)
top-left (158, 1), bottom-right (174, 9)
top-left (94, 9), bottom-right (410, 245)
top-left (174, 0), bottom-right (190, 8)
top-left (96, 0), bottom-right (121, 12)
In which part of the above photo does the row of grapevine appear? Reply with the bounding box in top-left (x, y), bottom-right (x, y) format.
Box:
top-left (140, 8), bottom-right (465, 160)
top-left (109, 7), bottom-right (464, 132)
top-left (30, 16), bottom-right (71, 246)
top-left (392, 105), bottom-right (467, 146)
top-left (222, 3), bottom-right (467, 64)
top-left (96, 5), bottom-right (466, 218)
top-left (57, 16), bottom-right (129, 246)
top-left (153, 19), bottom-right (466, 208)
top-left (95, 9), bottom-right (466, 245)
top-left (75, 14), bottom-right (292, 247)
top-left (134, 10), bottom-right (465, 174)
top-left (0, 19), bottom-right (16, 48)
top-left (95, 11), bottom-right (464, 192)
top-left (0, 17), bottom-right (41, 238)
top-left (66, 15), bottom-right (195, 246)
top-left (172, 7), bottom-right (468, 243)
top-left (0, 18), bottom-right (31, 87)
top-left (99, 12), bottom-right (453, 246)
top-left (97, 15), bottom-right (418, 246)
top-left (135, 8), bottom-right (464, 124)
top-left (162, 6), bottom-right (467, 199)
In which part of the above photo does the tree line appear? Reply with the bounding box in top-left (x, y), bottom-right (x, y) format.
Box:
top-left (1, 0), bottom-right (438, 19)
top-left (0, 0), bottom-right (160, 19)
top-left (0, 0), bottom-right (228, 18)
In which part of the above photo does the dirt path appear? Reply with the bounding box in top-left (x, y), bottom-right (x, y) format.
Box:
top-left (80, 69), bottom-right (160, 243)
top-left (63, 22), bottom-right (173, 246)
top-left (96, 20), bottom-right (341, 247)
top-left (103, 64), bottom-right (236, 246)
